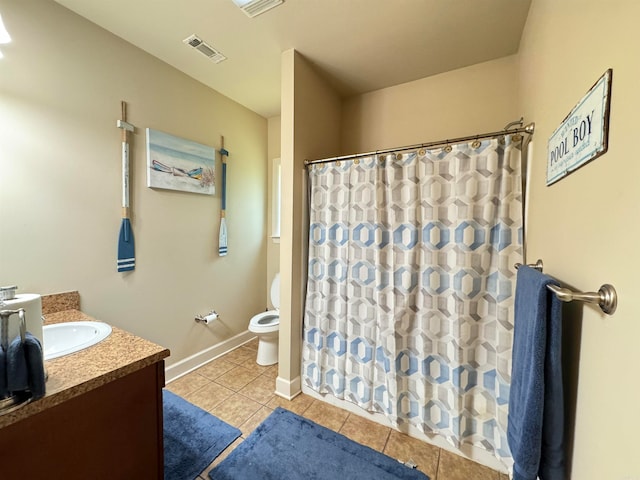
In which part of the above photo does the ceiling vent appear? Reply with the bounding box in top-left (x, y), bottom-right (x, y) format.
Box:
top-left (182, 35), bottom-right (226, 64)
top-left (232, 0), bottom-right (284, 18)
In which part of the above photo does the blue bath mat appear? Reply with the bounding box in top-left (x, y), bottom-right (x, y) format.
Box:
top-left (163, 389), bottom-right (240, 480)
top-left (209, 407), bottom-right (429, 480)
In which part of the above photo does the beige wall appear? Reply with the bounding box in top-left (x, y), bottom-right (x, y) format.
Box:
top-left (277, 50), bottom-right (341, 396)
top-left (519, 1), bottom-right (640, 478)
top-left (0, 0), bottom-right (268, 366)
top-left (266, 116), bottom-right (281, 307)
top-left (342, 55), bottom-right (520, 154)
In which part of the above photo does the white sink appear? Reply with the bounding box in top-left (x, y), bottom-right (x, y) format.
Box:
top-left (43, 321), bottom-right (112, 360)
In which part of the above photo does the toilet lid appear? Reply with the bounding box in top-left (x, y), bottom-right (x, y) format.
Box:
top-left (270, 273), bottom-right (280, 309)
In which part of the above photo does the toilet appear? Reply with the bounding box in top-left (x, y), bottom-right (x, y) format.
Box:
top-left (248, 273), bottom-right (279, 365)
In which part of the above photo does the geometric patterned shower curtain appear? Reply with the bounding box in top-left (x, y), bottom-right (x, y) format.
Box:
top-left (302, 134), bottom-right (523, 462)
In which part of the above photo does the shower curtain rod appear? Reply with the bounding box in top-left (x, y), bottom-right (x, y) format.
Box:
top-left (305, 121), bottom-right (535, 166)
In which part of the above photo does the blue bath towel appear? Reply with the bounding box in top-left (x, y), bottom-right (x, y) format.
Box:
top-left (508, 265), bottom-right (565, 480)
top-left (6, 333), bottom-right (45, 399)
top-left (0, 346), bottom-right (7, 398)
top-left (6, 334), bottom-right (28, 393)
top-left (24, 333), bottom-right (45, 399)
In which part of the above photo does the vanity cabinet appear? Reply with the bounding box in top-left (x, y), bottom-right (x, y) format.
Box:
top-left (0, 361), bottom-right (165, 479)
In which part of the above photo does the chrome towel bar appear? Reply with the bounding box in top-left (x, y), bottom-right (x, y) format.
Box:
top-left (514, 259), bottom-right (544, 272)
top-left (546, 283), bottom-right (617, 315)
top-left (515, 259), bottom-right (618, 315)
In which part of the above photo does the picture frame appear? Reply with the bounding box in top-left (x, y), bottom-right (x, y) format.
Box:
top-left (146, 128), bottom-right (216, 195)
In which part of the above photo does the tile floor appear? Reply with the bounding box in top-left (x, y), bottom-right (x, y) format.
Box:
top-left (166, 339), bottom-right (509, 480)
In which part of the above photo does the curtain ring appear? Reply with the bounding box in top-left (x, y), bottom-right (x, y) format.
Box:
top-left (471, 140), bottom-right (481, 149)
top-left (336, 160), bottom-right (341, 166)
top-left (511, 134), bottom-right (522, 142)
top-left (418, 148), bottom-right (426, 156)
top-left (444, 144), bottom-right (452, 153)
top-left (395, 153), bottom-right (403, 160)
top-left (354, 158), bottom-right (360, 165)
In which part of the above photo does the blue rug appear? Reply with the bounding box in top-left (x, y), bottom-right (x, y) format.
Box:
top-left (163, 389), bottom-right (241, 480)
top-left (209, 407), bottom-right (430, 480)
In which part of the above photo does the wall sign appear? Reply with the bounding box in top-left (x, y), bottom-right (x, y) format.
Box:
top-left (546, 69), bottom-right (612, 186)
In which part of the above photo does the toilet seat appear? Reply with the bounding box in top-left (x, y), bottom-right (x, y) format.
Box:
top-left (249, 310), bottom-right (279, 334)
top-left (248, 274), bottom-right (280, 366)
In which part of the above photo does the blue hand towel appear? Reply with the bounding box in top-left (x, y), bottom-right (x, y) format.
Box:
top-left (6, 334), bottom-right (28, 393)
top-left (0, 346), bottom-right (7, 398)
top-left (508, 265), bottom-right (565, 480)
top-left (24, 333), bottom-right (45, 399)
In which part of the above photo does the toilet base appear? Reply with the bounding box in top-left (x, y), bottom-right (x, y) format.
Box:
top-left (255, 332), bottom-right (279, 366)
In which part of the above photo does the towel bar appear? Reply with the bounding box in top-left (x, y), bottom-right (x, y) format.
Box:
top-left (514, 259), bottom-right (543, 272)
top-left (0, 308), bottom-right (26, 351)
top-left (546, 283), bottom-right (617, 315)
top-left (0, 308), bottom-right (32, 416)
top-left (514, 260), bottom-right (618, 315)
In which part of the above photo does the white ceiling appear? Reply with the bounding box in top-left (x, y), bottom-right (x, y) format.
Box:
top-left (54, 0), bottom-right (532, 119)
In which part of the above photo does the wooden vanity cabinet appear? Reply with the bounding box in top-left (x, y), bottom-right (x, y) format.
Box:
top-left (0, 361), bottom-right (165, 479)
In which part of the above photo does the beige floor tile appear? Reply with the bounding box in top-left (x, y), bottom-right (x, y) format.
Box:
top-left (238, 405), bottom-right (274, 437)
top-left (215, 365), bottom-right (261, 391)
top-left (243, 338), bottom-right (259, 350)
top-left (222, 346), bottom-right (256, 365)
top-left (260, 364), bottom-right (278, 379)
top-left (338, 413), bottom-right (391, 452)
top-left (238, 375), bottom-right (276, 405)
top-left (383, 430), bottom-right (440, 479)
top-left (184, 381), bottom-right (235, 412)
top-left (239, 357), bottom-right (277, 375)
top-left (200, 437), bottom-right (243, 477)
top-left (196, 358), bottom-right (236, 381)
top-left (252, 372), bottom-right (277, 390)
top-left (302, 399), bottom-right (349, 432)
top-left (165, 372), bottom-right (211, 397)
top-left (437, 449), bottom-right (501, 480)
top-left (266, 392), bottom-right (315, 415)
top-left (209, 393), bottom-right (263, 428)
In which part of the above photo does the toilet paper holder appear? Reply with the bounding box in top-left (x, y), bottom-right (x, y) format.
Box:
top-left (195, 310), bottom-right (219, 324)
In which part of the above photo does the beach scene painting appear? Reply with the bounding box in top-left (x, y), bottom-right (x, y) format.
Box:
top-left (146, 128), bottom-right (215, 195)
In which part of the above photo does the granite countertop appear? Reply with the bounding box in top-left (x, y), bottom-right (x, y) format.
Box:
top-left (0, 305), bottom-right (170, 429)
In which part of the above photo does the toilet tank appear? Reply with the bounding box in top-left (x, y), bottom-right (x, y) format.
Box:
top-left (270, 273), bottom-right (280, 309)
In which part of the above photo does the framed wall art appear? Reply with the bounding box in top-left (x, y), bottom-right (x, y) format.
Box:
top-left (146, 128), bottom-right (215, 195)
top-left (546, 69), bottom-right (612, 186)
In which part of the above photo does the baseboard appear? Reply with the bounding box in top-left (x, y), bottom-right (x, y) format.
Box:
top-left (165, 330), bottom-right (256, 384)
top-left (301, 385), bottom-right (510, 474)
top-left (275, 375), bottom-right (301, 400)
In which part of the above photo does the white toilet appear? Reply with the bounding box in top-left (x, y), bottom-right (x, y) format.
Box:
top-left (248, 273), bottom-right (280, 365)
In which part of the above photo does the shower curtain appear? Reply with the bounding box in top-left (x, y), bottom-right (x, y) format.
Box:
top-left (302, 134), bottom-right (523, 461)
